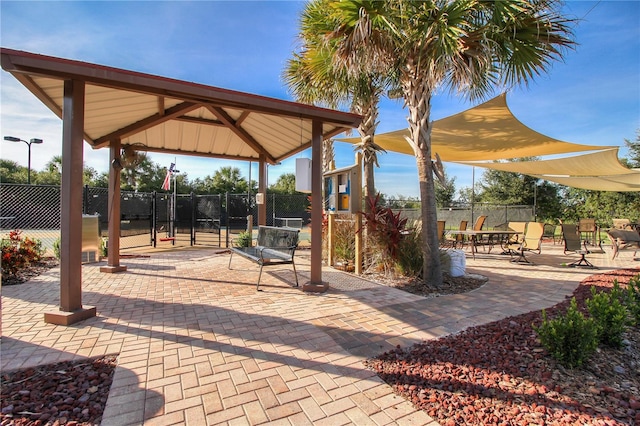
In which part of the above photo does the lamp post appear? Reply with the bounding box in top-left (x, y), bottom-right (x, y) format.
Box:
top-left (3, 136), bottom-right (43, 184)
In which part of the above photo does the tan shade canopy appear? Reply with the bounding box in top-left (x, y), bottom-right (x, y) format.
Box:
top-left (339, 93), bottom-right (611, 161)
top-left (457, 149), bottom-right (640, 192)
top-left (457, 148), bottom-right (632, 176)
top-left (531, 173), bottom-right (640, 192)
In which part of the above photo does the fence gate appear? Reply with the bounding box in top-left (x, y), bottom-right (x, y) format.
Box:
top-left (193, 194), bottom-right (222, 246)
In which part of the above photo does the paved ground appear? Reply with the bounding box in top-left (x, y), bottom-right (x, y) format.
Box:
top-left (2, 242), bottom-right (639, 425)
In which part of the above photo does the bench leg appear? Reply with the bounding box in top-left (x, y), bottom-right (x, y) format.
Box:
top-left (257, 264), bottom-right (264, 291)
top-left (292, 261), bottom-right (299, 287)
top-left (228, 251), bottom-right (233, 269)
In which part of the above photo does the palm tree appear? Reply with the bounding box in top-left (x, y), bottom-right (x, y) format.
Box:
top-left (120, 146), bottom-right (149, 191)
top-left (284, 0), bottom-right (391, 202)
top-left (321, 0), bottom-right (575, 287)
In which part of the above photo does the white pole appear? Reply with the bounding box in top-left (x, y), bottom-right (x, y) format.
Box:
top-left (471, 166), bottom-right (475, 227)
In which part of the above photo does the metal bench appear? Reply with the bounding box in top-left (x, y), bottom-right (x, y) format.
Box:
top-left (228, 225), bottom-right (299, 290)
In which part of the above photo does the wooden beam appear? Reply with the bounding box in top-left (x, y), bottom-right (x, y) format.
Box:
top-left (205, 105), bottom-right (276, 164)
top-left (92, 101), bottom-right (200, 148)
top-left (174, 115), bottom-right (224, 126)
top-left (139, 146), bottom-right (264, 162)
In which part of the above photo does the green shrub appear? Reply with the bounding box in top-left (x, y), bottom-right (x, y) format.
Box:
top-left (100, 237), bottom-right (108, 257)
top-left (534, 298), bottom-right (599, 368)
top-left (332, 216), bottom-right (356, 265)
top-left (622, 275), bottom-right (640, 325)
top-left (235, 231), bottom-right (252, 248)
top-left (395, 226), bottom-right (423, 277)
top-left (53, 237), bottom-right (61, 259)
top-left (586, 284), bottom-right (631, 348)
top-left (1, 230), bottom-right (45, 277)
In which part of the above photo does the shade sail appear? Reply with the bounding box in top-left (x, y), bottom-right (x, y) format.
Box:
top-left (457, 149), bottom-right (640, 192)
top-left (531, 173), bottom-right (640, 192)
top-left (338, 93), bottom-right (612, 161)
top-left (456, 148), bottom-right (632, 176)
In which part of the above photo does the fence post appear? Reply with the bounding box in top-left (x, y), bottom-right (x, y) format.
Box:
top-left (190, 192), bottom-right (195, 245)
top-left (272, 193), bottom-right (276, 226)
top-left (83, 185), bottom-right (89, 214)
top-left (152, 191), bottom-right (157, 247)
top-left (355, 212), bottom-right (363, 275)
top-left (327, 212), bottom-right (335, 266)
top-left (225, 192), bottom-right (230, 248)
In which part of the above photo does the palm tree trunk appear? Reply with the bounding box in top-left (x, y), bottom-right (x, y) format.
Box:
top-left (402, 67), bottom-right (443, 288)
top-left (356, 95), bottom-right (379, 204)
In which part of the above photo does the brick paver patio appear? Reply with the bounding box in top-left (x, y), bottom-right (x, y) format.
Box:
top-left (2, 242), bottom-right (638, 425)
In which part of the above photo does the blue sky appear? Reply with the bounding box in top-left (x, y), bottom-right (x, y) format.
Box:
top-left (1, 1), bottom-right (638, 198)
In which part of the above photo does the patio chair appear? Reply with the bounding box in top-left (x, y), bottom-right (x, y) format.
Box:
top-left (612, 218), bottom-right (632, 230)
top-left (473, 215), bottom-right (487, 231)
top-left (501, 221), bottom-right (527, 255)
top-left (452, 220), bottom-right (468, 248)
top-left (561, 223), bottom-right (595, 268)
top-left (507, 222), bottom-right (544, 264)
top-left (578, 218), bottom-right (601, 248)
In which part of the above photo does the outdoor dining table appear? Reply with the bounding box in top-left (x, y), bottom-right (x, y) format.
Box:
top-left (446, 229), bottom-right (520, 260)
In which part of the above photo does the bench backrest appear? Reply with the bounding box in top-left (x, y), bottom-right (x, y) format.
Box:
top-left (257, 226), bottom-right (299, 249)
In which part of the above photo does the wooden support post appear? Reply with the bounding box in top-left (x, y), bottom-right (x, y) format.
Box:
top-left (101, 139), bottom-right (127, 274)
top-left (45, 79), bottom-right (96, 325)
top-left (303, 119), bottom-right (327, 292)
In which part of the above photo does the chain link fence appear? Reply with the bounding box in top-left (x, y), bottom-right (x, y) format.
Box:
top-left (0, 184), bottom-right (313, 253)
top-left (1, 183), bottom-right (533, 254)
top-left (386, 200), bottom-right (534, 230)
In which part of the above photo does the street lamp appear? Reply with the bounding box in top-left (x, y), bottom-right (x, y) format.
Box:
top-left (3, 136), bottom-right (44, 184)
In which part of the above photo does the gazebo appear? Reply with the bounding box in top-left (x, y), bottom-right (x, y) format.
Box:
top-left (1, 48), bottom-right (362, 325)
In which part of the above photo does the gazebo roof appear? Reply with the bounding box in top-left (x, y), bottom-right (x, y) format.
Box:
top-left (1, 48), bottom-right (362, 164)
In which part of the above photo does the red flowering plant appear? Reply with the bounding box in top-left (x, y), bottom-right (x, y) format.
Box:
top-left (358, 194), bottom-right (408, 260)
top-left (1, 229), bottom-right (44, 278)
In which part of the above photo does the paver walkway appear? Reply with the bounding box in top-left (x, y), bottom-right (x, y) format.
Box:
top-left (2, 243), bottom-right (638, 425)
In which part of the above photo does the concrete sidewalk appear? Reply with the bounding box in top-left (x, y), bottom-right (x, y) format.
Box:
top-left (2, 243), bottom-right (638, 425)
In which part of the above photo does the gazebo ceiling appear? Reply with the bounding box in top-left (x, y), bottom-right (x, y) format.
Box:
top-left (1, 48), bottom-right (362, 164)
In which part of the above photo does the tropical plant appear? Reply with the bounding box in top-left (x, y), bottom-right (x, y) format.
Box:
top-left (318, 0), bottom-right (576, 287)
top-left (0, 159), bottom-right (28, 184)
top-left (360, 194), bottom-right (409, 274)
top-left (270, 173), bottom-right (297, 194)
top-left (284, 0), bottom-right (394, 203)
top-left (1, 230), bottom-right (44, 278)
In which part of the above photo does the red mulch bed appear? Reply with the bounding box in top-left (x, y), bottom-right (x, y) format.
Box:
top-left (365, 268), bottom-right (640, 425)
top-left (1, 355), bottom-right (117, 425)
